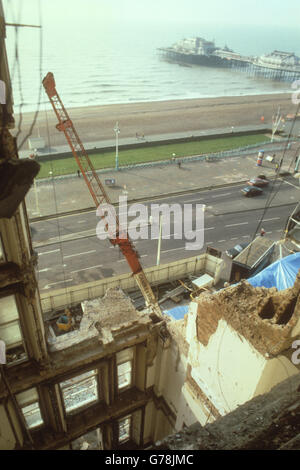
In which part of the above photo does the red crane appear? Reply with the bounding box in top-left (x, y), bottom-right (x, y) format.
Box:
top-left (42, 72), bottom-right (161, 318)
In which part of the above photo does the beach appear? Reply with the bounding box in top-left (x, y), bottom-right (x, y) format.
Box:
top-left (13, 93), bottom-right (294, 150)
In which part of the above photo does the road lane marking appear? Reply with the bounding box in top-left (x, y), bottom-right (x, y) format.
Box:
top-left (183, 198), bottom-right (203, 203)
top-left (38, 268), bottom-right (51, 273)
top-left (44, 279), bottom-right (73, 289)
top-left (218, 240), bottom-right (226, 243)
top-left (262, 217), bottom-right (280, 222)
top-left (70, 264), bottom-right (103, 273)
top-left (230, 237), bottom-right (238, 240)
top-left (282, 180), bottom-right (300, 190)
top-left (63, 250), bottom-right (96, 259)
top-left (77, 220), bottom-right (87, 224)
top-left (38, 249), bottom-right (60, 256)
top-left (211, 192), bottom-right (232, 198)
top-left (225, 222), bottom-right (249, 227)
top-left (161, 247), bottom-right (185, 253)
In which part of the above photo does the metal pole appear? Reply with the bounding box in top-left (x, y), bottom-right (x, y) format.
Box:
top-left (114, 122), bottom-right (120, 171)
top-left (33, 179), bottom-right (40, 215)
top-left (156, 214), bottom-right (162, 266)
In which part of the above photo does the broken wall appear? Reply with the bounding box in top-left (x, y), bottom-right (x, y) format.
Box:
top-left (183, 275), bottom-right (300, 424)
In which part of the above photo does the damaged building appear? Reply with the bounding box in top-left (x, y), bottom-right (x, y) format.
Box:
top-left (0, 4), bottom-right (300, 451)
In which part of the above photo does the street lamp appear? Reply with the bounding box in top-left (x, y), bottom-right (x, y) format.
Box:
top-left (114, 121), bottom-right (120, 171)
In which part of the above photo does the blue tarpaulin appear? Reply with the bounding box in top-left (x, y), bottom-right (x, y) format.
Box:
top-left (248, 252), bottom-right (300, 291)
top-left (163, 305), bottom-right (189, 320)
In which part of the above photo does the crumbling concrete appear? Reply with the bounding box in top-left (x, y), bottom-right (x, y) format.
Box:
top-left (195, 271), bottom-right (300, 356)
top-left (153, 372), bottom-right (300, 450)
top-left (46, 288), bottom-right (151, 352)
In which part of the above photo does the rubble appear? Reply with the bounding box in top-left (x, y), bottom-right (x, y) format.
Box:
top-left (153, 373), bottom-right (300, 450)
top-left (194, 272), bottom-right (300, 356)
top-left (46, 288), bottom-right (150, 352)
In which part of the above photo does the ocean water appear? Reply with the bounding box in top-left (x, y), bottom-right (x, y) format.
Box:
top-left (5, 19), bottom-right (300, 114)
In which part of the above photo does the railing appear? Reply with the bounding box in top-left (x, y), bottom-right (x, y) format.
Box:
top-left (40, 253), bottom-right (224, 313)
top-left (36, 137), bottom-right (298, 183)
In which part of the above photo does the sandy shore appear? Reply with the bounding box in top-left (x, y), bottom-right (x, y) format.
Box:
top-left (13, 93), bottom-right (295, 149)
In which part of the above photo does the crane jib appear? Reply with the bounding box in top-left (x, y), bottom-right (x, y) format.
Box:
top-left (42, 72), bottom-right (162, 317)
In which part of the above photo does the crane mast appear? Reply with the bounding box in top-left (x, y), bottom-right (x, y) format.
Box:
top-left (42, 72), bottom-right (161, 318)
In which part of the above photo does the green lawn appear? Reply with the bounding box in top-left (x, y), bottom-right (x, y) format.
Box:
top-left (37, 134), bottom-right (270, 179)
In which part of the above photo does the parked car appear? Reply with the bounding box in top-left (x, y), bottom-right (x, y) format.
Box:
top-left (241, 186), bottom-right (263, 197)
top-left (247, 177), bottom-right (269, 187)
top-left (225, 242), bottom-right (249, 259)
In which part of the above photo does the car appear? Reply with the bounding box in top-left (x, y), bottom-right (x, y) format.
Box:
top-left (247, 177), bottom-right (269, 187)
top-left (225, 242), bottom-right (249, 259)
top-left (241, 186), bottom-right (263, 197)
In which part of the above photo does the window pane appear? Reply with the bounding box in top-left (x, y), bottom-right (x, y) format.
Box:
top-left (0, 295), bottom-right (19, 323)
top-left (119, 416), bottom-right (131, 443)
top-left (22, 402), bottom-right (43, 429)
top-left (0, 320), bottom-right (22, 347)
top-left (117, 361), bottom-right (132, 389)
top-left (60, 370), bottom-right (98, 413)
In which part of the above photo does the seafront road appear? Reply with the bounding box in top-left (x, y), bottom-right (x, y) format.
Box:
top-left (31, 177), bottom-right (300, 291)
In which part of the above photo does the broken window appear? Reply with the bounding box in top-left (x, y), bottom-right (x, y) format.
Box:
top-left (116, 348), bottom-right (134, 391)
top-left (118, 415), bottom-right (131, 444)
top-left (16, 387), bottom-right (44, 429)
top-left (60, 369), bottom-right (99, 414)
top-left (0, 295), bottom-right (27, 364)
top-left (71, 427), bottom-right (103, 450)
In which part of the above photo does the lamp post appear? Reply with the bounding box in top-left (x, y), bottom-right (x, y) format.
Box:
top-left (156, 214), bottom-right (163, 266)
top-left (114, 122), bottom-right (120, 171)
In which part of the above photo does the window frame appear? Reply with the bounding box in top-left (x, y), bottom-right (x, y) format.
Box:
top-left (117, 359), bottom-right (133, 391)
top-left (116, 347), bottom-right (135, 393)
top-left (59, 367), bottom-right (102, 416)
top-left (0, 292), bottom-right (27, 364)
top-left (16, 387), bottom-right (44, 430)
top-left (118, 414), bottom-right (132, 445)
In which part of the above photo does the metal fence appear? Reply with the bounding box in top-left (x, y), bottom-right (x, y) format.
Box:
top-left (37, 137), bottom-right (298, 184)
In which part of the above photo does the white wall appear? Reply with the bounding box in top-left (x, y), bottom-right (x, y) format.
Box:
top-left (185, 299), bottom-right (300, 425)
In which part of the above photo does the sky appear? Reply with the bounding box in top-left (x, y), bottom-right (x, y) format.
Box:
top-left (3, 0), bottom-right (300, 29)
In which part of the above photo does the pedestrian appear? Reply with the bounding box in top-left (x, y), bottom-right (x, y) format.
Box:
top-left (260, 228), bottom-right (266, 237)
top-left (77, 170), bottom-right (81, 178)
top-left (177, 161), bottom-right (181, 169)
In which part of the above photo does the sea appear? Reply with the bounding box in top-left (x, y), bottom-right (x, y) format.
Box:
top-left (5, 18), bottom-right (300, 114)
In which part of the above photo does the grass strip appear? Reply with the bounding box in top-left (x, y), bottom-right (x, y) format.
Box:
top-left (37, 134), bottom-right (270, 179)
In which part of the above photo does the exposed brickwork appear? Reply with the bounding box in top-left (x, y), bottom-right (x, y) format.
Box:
top-left (195, 272), bottom-right (300, 356)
